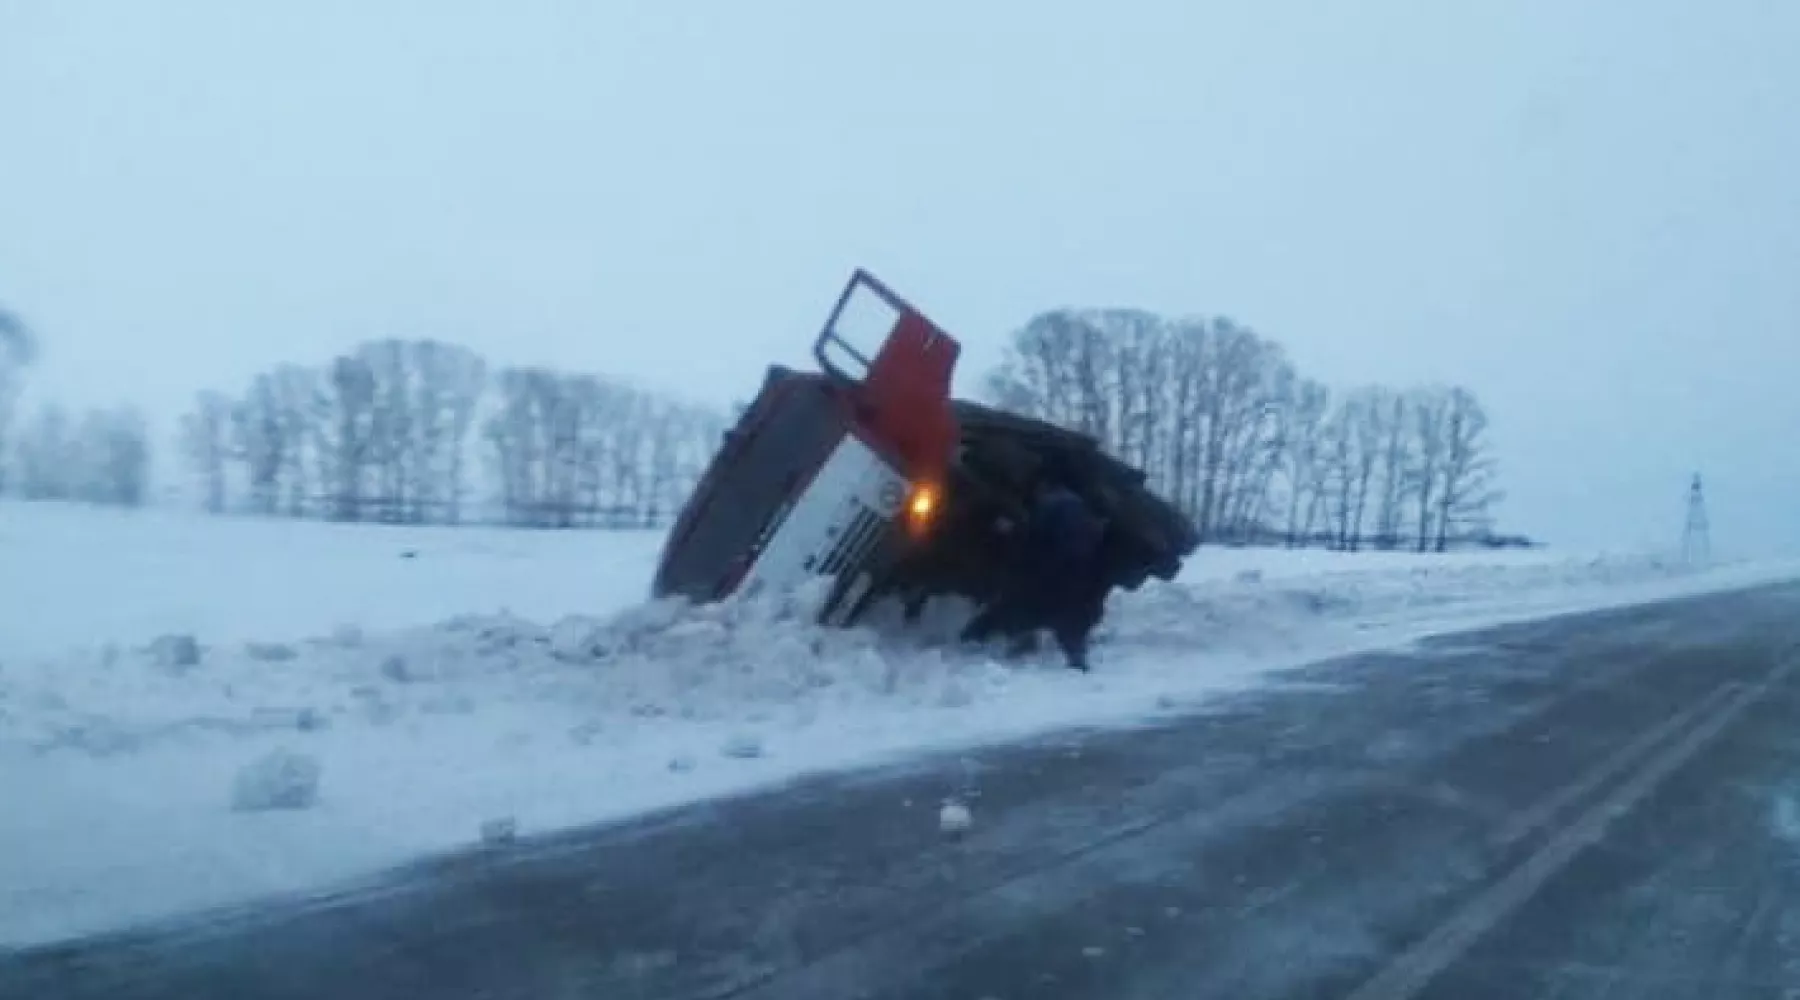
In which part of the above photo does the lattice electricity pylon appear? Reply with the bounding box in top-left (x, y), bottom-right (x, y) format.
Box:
top-left (1682, 473), bottom-right (1711, 565)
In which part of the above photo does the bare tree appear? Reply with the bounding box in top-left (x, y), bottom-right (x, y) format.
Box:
top-left (1162, 321), bottom-right (1207, 515)
top-left (1345, 388), bottom-right (1386, 551)
top-left (640, 398), bottom-right (725, 528)
top-left (1435, 386), bottom-right (1503, 550)
top-left (438, 345), bottom-right (487, 524)
top-left (15, 404), bottom-right (73, 500)
top-left (485, 367), bottom-right (566, 527)
top-left (485, 367), bottom-right (541, 525)
top-left (14, 402), bottom-right (148, 506)
top-left (82, 406), bottom-right (151, 506)
top-left (1212, 334), bottom-right (1292, 542)
top-left (1372, 388), bottom-right (1416, 549)
top-left (641, 399), bottom-right (685, 528)
top-left (319, 353), bottom-right (380, 521)
top-left (409, 339), bottom-right (487, 524)
top-left (661, 402), bottom-right (727, 526)
top-left (989, 310), bottom-right (1102, 437)
top-left (560, 375), bottom-right (605, 527)
top-left (1110, 312), bottom-right (1169, 475)
top-left (1409, 388), bottom-right (1450, 552)
top-left (351, 339), bottom-right (414, 522)
top-left (0, 307), bottom-right (38, 494)
top-left (1318, 398), bottom-right (1358, 549)
top-left (268, 365), bottom-right (319, 517)
top-left (180, 390), bottom-right (234, 514)
top-left (539, 372), bottom-right (582, 528)
top-left (1276, 379), bottom-right (1330, 546)
top-left (231, 373), bottom-right (294, 516)
top-left (0, 308), bottom-right (32, 363)
top-left (598, 381), bottom-right (653, 526)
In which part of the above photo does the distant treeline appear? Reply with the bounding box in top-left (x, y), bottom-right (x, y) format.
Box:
top-left (987, 309), bottom-right (1508, 552)
top-left (0, 297), bottom-right (1518, 550)
top-left (175, 339), bottom-right (725, 529)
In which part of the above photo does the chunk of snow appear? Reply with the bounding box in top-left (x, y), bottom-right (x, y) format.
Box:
top-left (145, 634), bottom-right (200, 672)
top-left (548, 617), bottom-right (602, 661)
top-left (937, 680), bottom-right (974, 708)
top-left (721, 734), bottom-right (764, 759)
top-left (939, 800), bottom-right (973, 835)
top-left (1771, 794), bottom-right (1800, 845)
top-left (230, 748), bottom-right (321, 812)
top-left (249, 706), bottom-right (327, 732)
top-left (244, 641), bottom-right (298, 662)
top-left (379, 654), bottom-right (411, 683)
top-left (479, 816), bottom-right (518, 847)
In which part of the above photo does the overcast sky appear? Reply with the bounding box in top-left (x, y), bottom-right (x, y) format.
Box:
top-left (2, 0), bottom-right (1796, 554)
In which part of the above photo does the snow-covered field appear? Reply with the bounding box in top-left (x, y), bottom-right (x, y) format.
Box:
top-left (3, 499), bottom-right (1797, 947)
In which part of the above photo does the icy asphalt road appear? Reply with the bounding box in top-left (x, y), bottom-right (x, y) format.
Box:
top-left (7, 582), bottom-right (1800, 1000)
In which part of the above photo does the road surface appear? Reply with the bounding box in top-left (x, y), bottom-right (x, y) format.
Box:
top-left (6, 582), bottom-right (1800, 1000)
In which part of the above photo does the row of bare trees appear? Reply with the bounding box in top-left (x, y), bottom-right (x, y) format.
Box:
top-left (0, 311), bottom-right (155, 508)
top-left (179, 338), bottom-right (727, 528)
top-left (984, 309), bottom-right (1506, 551)
top-left (2, 297), bottom-right (1511, 549)
top-left (485, 367), bottom-right (726, 528)
top-left (13, 404), bottom-right (153, 506)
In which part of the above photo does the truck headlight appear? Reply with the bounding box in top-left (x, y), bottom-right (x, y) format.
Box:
top-left (906, 483), bottom-right (939, 530)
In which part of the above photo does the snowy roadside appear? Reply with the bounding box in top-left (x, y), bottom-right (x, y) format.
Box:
top-left (2, 537), bottom-right (1798, 947)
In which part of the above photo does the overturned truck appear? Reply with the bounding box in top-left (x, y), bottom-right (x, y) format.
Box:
top-left (651, 269), bottom-right (1199, 633)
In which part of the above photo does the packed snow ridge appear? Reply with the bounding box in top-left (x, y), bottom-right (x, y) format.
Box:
top-left (3, 499), bottom-right (1799, 947)
top-left (6, 549), bottom-right (1766, 761)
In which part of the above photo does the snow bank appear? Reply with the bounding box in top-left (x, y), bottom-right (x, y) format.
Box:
top-left (2, 498), bottom-right (1798, 947)
top-left (230, 748), bottom-right (323, 812)
top-left (0, 500), bottom-right (665, 663)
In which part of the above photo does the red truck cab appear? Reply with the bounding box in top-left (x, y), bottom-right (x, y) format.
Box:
top-left (651, 270), bottom-right (961, 623)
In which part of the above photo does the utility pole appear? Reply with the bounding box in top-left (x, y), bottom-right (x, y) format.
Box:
top-left (1682, 473), bottom-right (1710, 565)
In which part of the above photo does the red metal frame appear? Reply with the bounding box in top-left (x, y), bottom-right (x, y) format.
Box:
top-left (814, 269), bottom-right (962, 486)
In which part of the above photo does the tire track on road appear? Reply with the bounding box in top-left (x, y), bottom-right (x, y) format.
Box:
top-left (1342, 657), bottom-right (1796, 1000)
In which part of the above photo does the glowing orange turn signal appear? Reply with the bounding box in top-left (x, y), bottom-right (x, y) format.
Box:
top-left (905, 483), bottom-right (939, 531)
